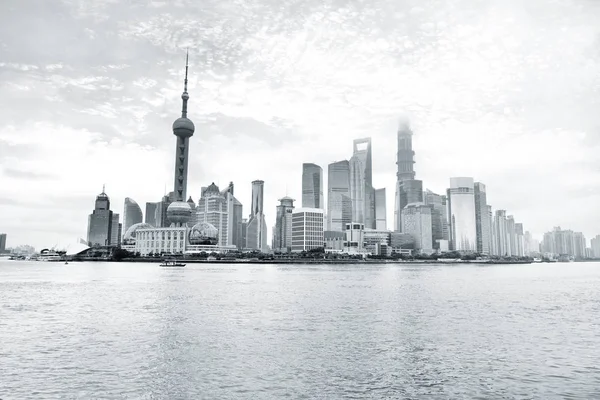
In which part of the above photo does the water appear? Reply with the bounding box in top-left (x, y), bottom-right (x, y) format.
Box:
top-left (1, 260), bottom-right (599, 399)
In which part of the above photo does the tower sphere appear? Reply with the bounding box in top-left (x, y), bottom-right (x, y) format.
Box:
top-left (167, 201), bottom-right (192, 224)
top-left (173, 117), bottom-right (195, 138)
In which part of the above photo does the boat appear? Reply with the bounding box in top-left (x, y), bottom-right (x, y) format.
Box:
top-left (160, 259), bottom-right (186, 267)
top-left (38, 249), bottom-right (63, 262)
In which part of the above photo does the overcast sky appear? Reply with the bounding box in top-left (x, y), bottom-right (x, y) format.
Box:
top-left (1, 0), bottom-right (599, 249)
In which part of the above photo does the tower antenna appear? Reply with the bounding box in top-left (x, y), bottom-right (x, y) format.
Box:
top-left (102, 183), bottom-right (105, 194)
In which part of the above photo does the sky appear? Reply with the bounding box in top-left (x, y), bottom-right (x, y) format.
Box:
top-left (0, 0), bottom-right (599, 250)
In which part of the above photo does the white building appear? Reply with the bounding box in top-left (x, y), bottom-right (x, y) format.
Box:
top-left (402, 203), bottom-right (433, 253)
top-left (291, 208), bottom-right (324, 252)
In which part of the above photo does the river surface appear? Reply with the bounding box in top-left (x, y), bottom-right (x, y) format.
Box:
top-left (1, 260), bottom-right (599, 399)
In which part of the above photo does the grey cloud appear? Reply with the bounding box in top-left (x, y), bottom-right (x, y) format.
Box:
top-left (3, 168), bottom-right (55, 180)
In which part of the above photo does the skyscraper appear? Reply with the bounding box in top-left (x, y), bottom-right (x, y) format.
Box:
top-left (393, 121), bottom-right (421, 232)
top-left (591, 235), bottom-right (600, 258)
top-left (123, 198), bottom-right (143, 238)
top-left (515, 222), bottom-right (525, 257)
top-left (87, 187), bottom-right (120, 247)
top-left (274, 196), bottom-right (295, 252)
top-left (166, 51), bottom-right (195, 228)
top-left (506, 216), bottom-right (516, 255)
top-left (424, 189), bottom-right (449, 248)
top-left (447, 177), bottom-right (477, 252)
top-left (0, 233), bottom-right (6, 253)
top-left (327, 160), bottom-right (352, 231)
top-left (246, 180), bottom-right (267, 251)
top-left (291, 208), bottom-right (325, 252)
top-left (349, 138), bottom-right (374, 228)
top-left (197, 183), bottom-right (229, 246)
top-left (493, 210), bottom-right (508, 256)
top-left (144, 202), bottom-right (159, 226)
top-left (401, 203), bottom-right (433, 253)
top-left (474, 182), bottom-right (491, 254)
top-left (221, 182), bottom-right (243, 249)
top-left (302, 163), bottom-right (324, 209)
top-left (374, 188), bottom-right (387, 230)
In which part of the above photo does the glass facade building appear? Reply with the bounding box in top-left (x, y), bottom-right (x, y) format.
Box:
top-left (374, 188), bottom-right (387, 230)
top-left (123, 198), bottom-right (143, 238)
top-left (447, 177), bottom-right (477, 252)
top-left (349, 138), bottom-right (374, 228)
top-left (474, 182), bottom-right (491, 254)
top-left (274, 196), bottom-right (295, 252)
top-left (327, 160), bottom-right (352, 231)
top-left (302, 163), bottom-right (323, 209)
top-left (246, 180), bottom-right (267, 251)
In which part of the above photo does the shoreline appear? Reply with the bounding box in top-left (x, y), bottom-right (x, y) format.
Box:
top-left (76, 258), bottom-right (533, 265)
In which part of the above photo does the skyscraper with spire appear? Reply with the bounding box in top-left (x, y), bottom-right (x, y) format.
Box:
top-left (394, 120), bottom-right (423, 232)
top-left (166, 51), bottom-right (195, 227)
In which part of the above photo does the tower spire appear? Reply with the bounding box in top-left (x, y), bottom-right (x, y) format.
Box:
top-left (102, 183), bottom-right (105, 194)
top-left (181, 49), bottom-right (189, 118)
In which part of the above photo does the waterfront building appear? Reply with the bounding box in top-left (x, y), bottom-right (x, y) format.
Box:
top-left (447, 177), bottom-right (477, 252)
top-left (345, 222), bottom-right (365, 250)
top-left (394, 120), bottom-right (417, 231)
top-left (363, 229), bottom-right (391, 254)
top-left (401, 203), bottom-right (433, 253)
top-left (87, 187), bottom-right (120, 247)
top-left (123, 198), bottom-right (143, 239)
top-left (273, 196), bottom-right (295, 252)
top-left (0, 233), bottom-right (6, 253)
top-left (424, 189), bottom-right (449, 248)
top-left (515, 223), bottom-right (525, 257)
top-left (395, 179), bottom-right (423, 232)
top-left (324, 231), bottom-right (345, 251)
top-left (541, 227), bottom-right (587, 259)
top-left (144, 202), bottom-right (159, 226)
top-left (291, 208), bottom-right (324, 252)
top-left (591, 235), bottom-right (600, 258)
top-left (246, 180), bottom-right (268, 251)
top-left (374, 188), bottom-right (387, 230)
top-left (302, 163), bottom-right (324, 209)
top-left (492, 210), bottom-right (508, 256)
top-left (390, 232), bottom-right (415, 253)
top-left (474, 182), bottom-right (491, 254)
top-left (327, 160), bottom-right (352, 231)
top-left (349, 138), bottom-right (375, 228)
top-left (506, 216), bottom-right (516, 256)
top-left (197, 183), bottom-right (229, 247)
top-left (220, 182), bottom-right (243, 249)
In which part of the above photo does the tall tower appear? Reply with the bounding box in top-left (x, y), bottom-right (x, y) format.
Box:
top-left (327, 160), bottom-right (352, 231)
top-left (302, 163), bottom-right (323, 209)
top-left (394, 120), bottom-right (421, 232)
top-left (167, 51), bottom-right (194, 227)
top-left (349, 138), bottom-right (374, 227)
top-left (246, 180), bottom-right (267, 251)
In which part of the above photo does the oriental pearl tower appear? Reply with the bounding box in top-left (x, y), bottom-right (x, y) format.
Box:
top-left (166, 51), bottom-right (195, 227)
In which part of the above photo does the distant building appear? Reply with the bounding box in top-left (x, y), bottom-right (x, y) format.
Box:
top-left (515, 223), bottom-right (525, 257)
top-left (474, 182), bottom-right (491, 254)
top-left (401, 203), bottom-right (433, 253)
top-left (390, 232), bottom-right (415, 253)
top-left (591, 235), bottom-right (600, 258)
top-left (87, 188), bottom-right (120, 247)
top-left (542, 227), bottom-right (587, 259)
top-left (492, 210), bottom-right (508, 256)
top-left (345, 222), bottom-right (365, 250)
top-left (246, 180), bottom-right (268, 251)
top-left (363, 229), bottom-right (391, 254)
top-left (394, 120), bottom-right (418, 232)
top-left (327, 160), bottom-right (352, 231)
top-left (197, 183), bottom-right (229, 247)
top-left (123, 198), bottom-right (143, 239)
top-left (0, 233), bottom-right (6, 253)
top-left (349, 138), bottom-right (374, 228)
top-left (291, 208), bottom-right (324, 252)
top-left (395, 179), bottom-right (423, 232)
top-left (424, 190), bottom-right (449, 249)
top-left (145, 202), bottom-right (159, 226)
top-left (374, 188), bottom-right (387, 230)
top-left (273, 196), bottom-right (295, 252)
top-left (447, 177), bottom-right (477, 252)
top-left (187, 197), bottom-right (198, 226)
top-left (324, 231), bottom-right (345, 251)
top-left (302, 163), bottom-right (324, 209)
top-left (220, 182), bottom-right (243, 249)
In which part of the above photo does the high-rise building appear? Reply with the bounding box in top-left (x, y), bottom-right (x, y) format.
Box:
top-left (374, 188), bottom-right (387, 230)
top-left (424, 190), bottom-right (449, 249)
top-left (0, 233), bottom-right (6, 253)
top-left (327, 160), bottom-right (352, 231)
top-left (402, 203), bottom-right (433, 253)
top-left (394, 120), bottom-right (417, 231)
top-left (506, 216), bottom-right (516, 256)
top-left (274, 196), bottom-right (295, 252)
top-left (474, 182), bottom-right (491, 254)
top-left (197, 183), bottom-right (229, 246)
top-left (144, 202), bottom-right (159, 226)
top-left (349, 138), bottom-right (374, 228)
top-left (396, 179), bottom-right (423, 232)
top-left (447, 177), bottom-right (477, 252)
top-left (187, 196), bottom-right (198, 226)
top-left (291, 208), bottom-right (324, 252)
top-left (591, 235), bottom-right (600, 258)
top-left (123, 198), bottom-right (143, 238)
top-left (514, 223), bottom-right (525, 257)
top-left (302, 163), bottom-right (323, 209)
top-left (220, 182), bottom-right (243, 249)
top-left (542, 227), bottom-right (587, 259)
top-left (246, 180), bottom-right (267, 251)
top-left (87, 187), bottom-right (119, 247)
top-left (493, 210), bottom-right (508, 256)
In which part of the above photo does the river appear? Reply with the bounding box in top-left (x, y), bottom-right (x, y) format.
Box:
top-left (1, 260), bottom-right (599, 399)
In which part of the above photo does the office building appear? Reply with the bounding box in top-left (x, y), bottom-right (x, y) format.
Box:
top-left (349, 138), bottom-right (374, 228)
top-left (220, 182), bottom-right (243, 249)
top-left (374, 188), bottom-right (387, 230)
top-left (591, 235), bottom-right (600, 258)
top-left (447, 177), bottom-right (477, 252)
top-left (87, 187), bottom-right (120, 247)
top-left (473, 183), bottom-right (491, 254)
top-left (424, 189), bottom-right (449, 248)
top-left (363, 229), bottom-right (391, 254)
top-left (327, 160), bottom-right (352, 231)
top-left (144, 202), bottom-right (159, 226)
top-left (515, 222), bottom-right (525, 257)
top-left (0, 233), bottom-right (6, 253)
top-left (246, 180), bottom-right (268, 251)
top-left (395, 179), bottom-right (423, 232)
top-left (273, 196), bottom-right (295, 252)
top-left (394, 120), bottom-right (418, 231)
top-left (402, 203), bottom-right (433, 253)
top-left (291, 208), bottom-right (324, 252)
top-left (197, 183), bottom-right (229, 247)
top-left (302, 163), bottom-right (324, 209)
top-left (123, 198), bottom-right (143, 238)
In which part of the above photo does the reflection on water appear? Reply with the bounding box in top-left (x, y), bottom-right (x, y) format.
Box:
top-left (1, 261), bottom-right (600, 398)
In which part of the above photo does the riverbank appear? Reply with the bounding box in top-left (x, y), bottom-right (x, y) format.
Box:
top-left (110, 258), bottom-right (533, 265)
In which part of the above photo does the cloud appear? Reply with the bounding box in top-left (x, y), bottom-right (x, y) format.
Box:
top-left (0, 0), bottom-right (599, 249)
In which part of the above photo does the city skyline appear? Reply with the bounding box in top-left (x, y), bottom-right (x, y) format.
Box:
top-left (1, 0), bottom-right (600, 249)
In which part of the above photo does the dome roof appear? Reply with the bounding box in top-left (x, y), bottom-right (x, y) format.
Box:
top-left (189, 222), bottom-right (219, 245)
top-left (123, 222), bottom-right (153, 244)
top-left (173, 117), bottom-right (195, 138)
top-left (167, 201), bottom-right (192, 224)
